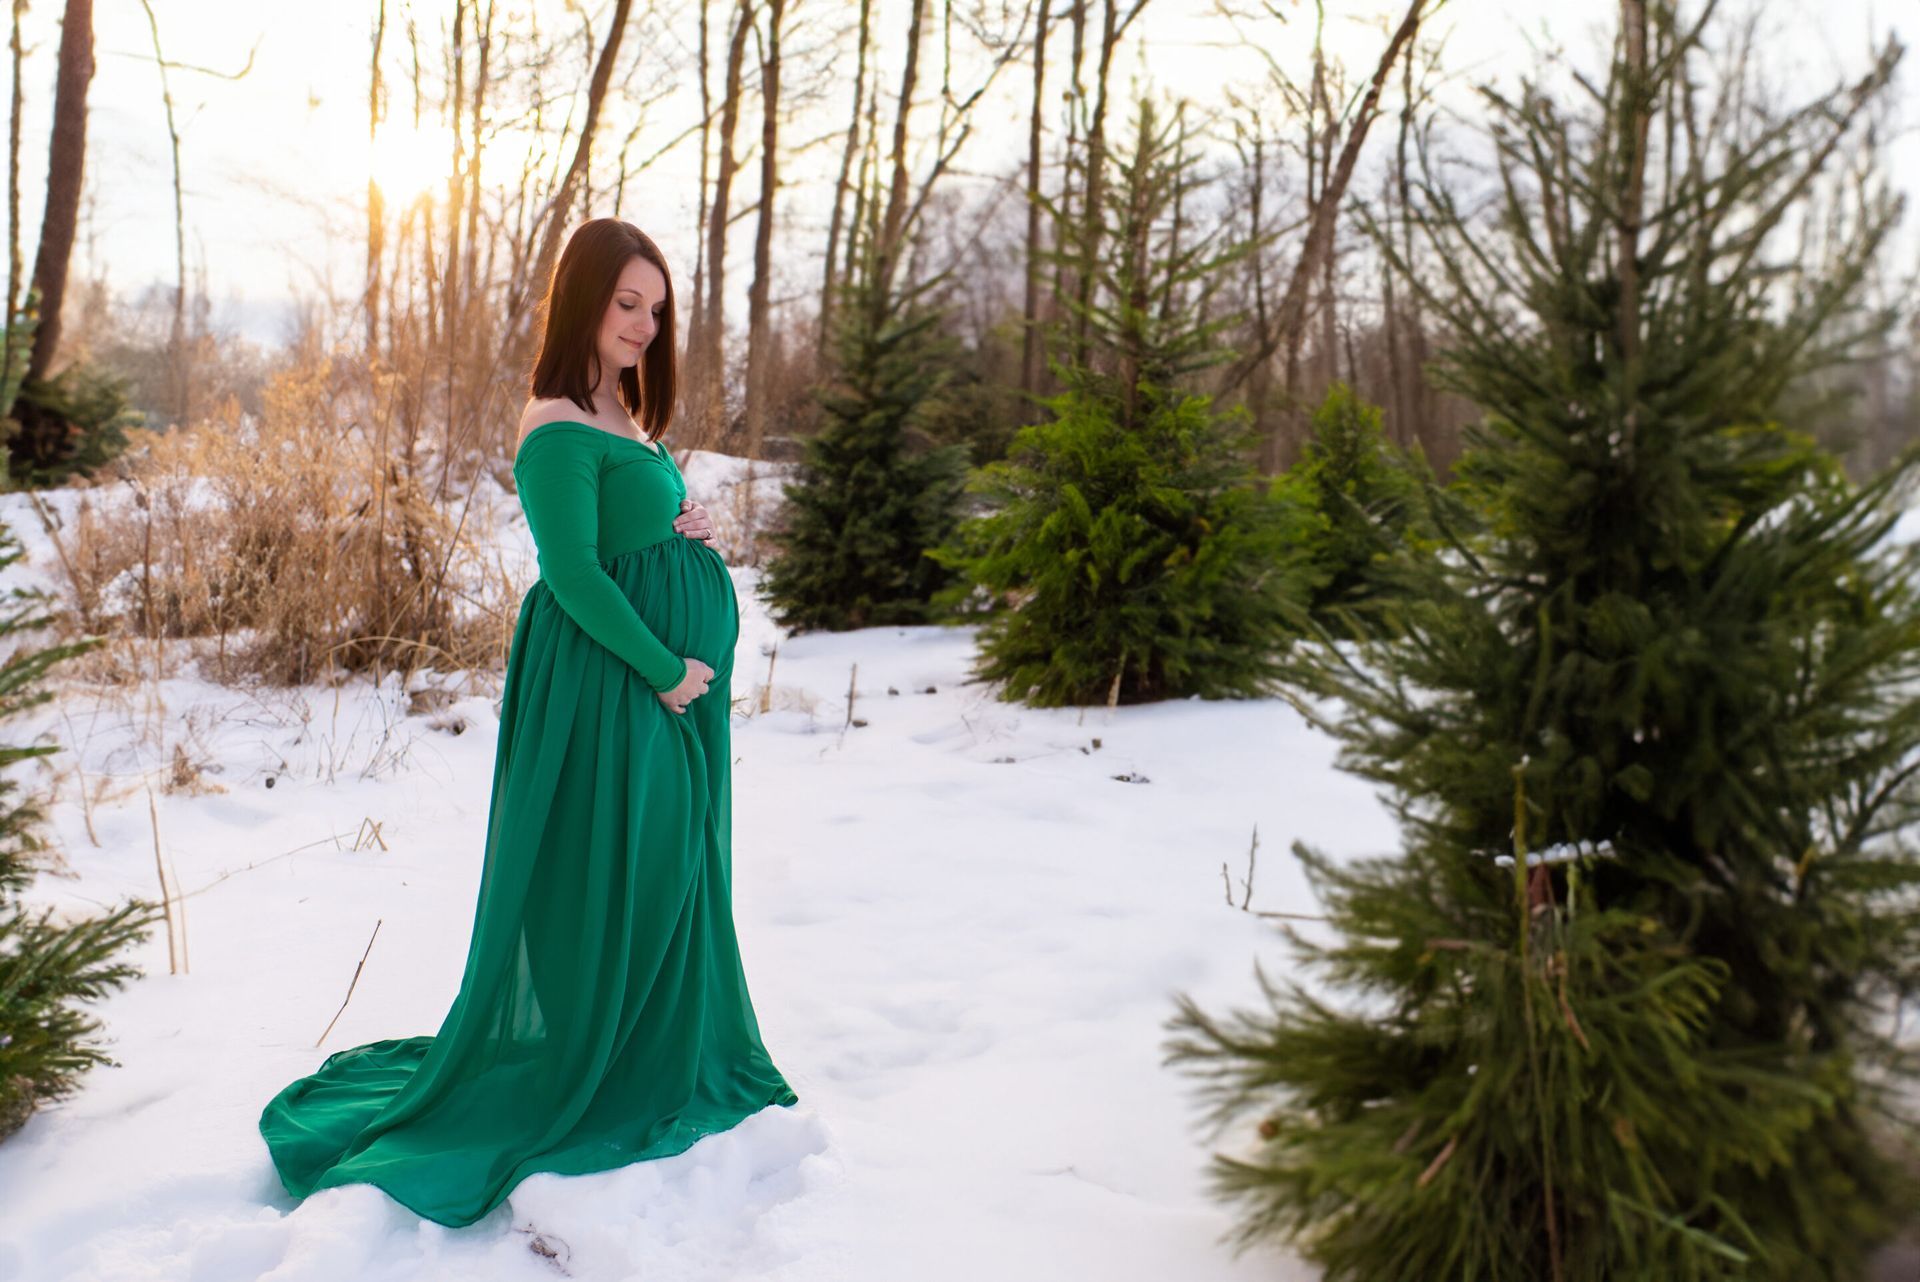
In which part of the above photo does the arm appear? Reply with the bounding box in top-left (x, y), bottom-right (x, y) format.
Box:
top-left (513, 428), bottom-right (689, 694)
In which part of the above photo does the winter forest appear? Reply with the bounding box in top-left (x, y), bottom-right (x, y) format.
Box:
top-left (3, 0), bottom-right (1920, 1278)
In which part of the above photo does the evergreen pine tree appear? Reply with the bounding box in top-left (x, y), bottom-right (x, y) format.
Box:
top-left (1165, 9), bottom-right (1920, 1279)
top-left (755, 174), bottom-right (972, 633)
top-left (0, 520), bottom-right (161, 1139)
top-left (1272, 381), bottom-right (1432, 638)
top-left (929, 95), bottom-right (1307, 706)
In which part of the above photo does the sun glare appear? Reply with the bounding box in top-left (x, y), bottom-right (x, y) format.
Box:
top-left (368, 124), bottom-right (452, 204)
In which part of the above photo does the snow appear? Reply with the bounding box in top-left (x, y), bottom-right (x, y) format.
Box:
top-left (0, 452), bottom-right (1396, 1282)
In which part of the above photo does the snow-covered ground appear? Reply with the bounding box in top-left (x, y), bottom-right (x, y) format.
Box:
top-left (0, 454), bottom-right (1399, 1282)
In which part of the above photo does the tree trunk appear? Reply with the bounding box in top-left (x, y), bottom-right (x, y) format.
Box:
top-left (1316, 53), bottom-right (1338, 390)
top-left (1019, 0), bottom-right (1049, 401)
top-left (526, 0), bottom-right (634, 319)
top-left (365, 0), bottom-right (386, 363)
top-left (1050, 0), bottom-right (1086, 329)
top-left (1242, 116), bottom-right (1275, 461)
top-left (4, 0), bottom-right (26, 412)
top-left (135, 0), bottom-right (187, 427)
top-left (463, 0), bottom-right (491, 315)
top-left (875, 0), bottom-right (926, 294)
top-left (22, 0), bottom-right (93, 394)
top-left (1220, 0), bottom-right (1425, 471)
top-left (699, 0), bottom-right (755, 448)
top-left (444, 0), bottom-right (466, 340)
top-left (1070, 0), bottom-right (1150, 369)
top-left (743, 0), bottom-right (785, 459)
top-left (1618, 0), bottom-right (1649, 452)
top-left (690, 0), bottom-right (712, 355)
top-left (818, 0), bottom-right (871, 363)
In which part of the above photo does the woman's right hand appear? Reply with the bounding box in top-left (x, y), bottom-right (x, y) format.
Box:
top-left (657, 657), bottom-right (713, 714)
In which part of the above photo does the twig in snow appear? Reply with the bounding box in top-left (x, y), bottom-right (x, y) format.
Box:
top-left (57, 706), bottom-right (100, 847)
top-left (1223, 822), bottom-right (1327, 923)
top-left (837, 662), bottom-right (862, 747)
top-left (145, 780), bottom-right (185, 973)
top-left (760, 638), bottom-right (779, 715)
top-left (316, 919), bottom-right (383, 1048)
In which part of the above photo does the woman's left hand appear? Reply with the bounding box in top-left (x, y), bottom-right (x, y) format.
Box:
top-left (674, 498), bottom-right (716, 545)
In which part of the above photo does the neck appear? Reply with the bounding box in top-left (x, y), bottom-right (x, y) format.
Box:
top-left (589, 372), bottom-right (621, 407)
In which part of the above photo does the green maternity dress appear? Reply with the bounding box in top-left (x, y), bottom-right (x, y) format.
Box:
top-left (258, 420), bottom-right (798, 1228)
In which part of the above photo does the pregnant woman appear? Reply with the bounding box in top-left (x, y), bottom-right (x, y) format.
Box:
top-left (258, 217), bottom-right (799, 1227)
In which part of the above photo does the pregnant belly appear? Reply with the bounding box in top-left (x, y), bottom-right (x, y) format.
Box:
top-left (603, 535), bottom-right (740, 680)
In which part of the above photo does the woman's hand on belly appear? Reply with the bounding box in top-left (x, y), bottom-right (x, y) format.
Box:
top-left (672, 499), bottom-right (716, 545)
top-left (657, 657), bottom-right (714, 715)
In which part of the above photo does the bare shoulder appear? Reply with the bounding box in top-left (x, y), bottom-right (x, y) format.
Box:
top-left (515, 398), bottom-right (583, 448)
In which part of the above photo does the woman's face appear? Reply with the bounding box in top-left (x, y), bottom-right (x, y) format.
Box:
top-left (596, 254), bottom-right (667, 382)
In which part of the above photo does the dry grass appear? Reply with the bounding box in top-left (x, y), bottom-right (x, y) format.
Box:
top-left (37, 344), bottom-right (521, 691)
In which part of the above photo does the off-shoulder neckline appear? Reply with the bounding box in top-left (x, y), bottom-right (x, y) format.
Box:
top-left (515, 419), bottom-right (665, 458)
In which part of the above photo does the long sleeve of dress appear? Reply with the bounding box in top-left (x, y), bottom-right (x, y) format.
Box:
top-left (512, 428), bottom-right (689, 695)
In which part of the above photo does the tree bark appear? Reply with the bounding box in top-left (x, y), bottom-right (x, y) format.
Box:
top-left (1050, 0), bottom-right (1085, 324)
top-left (818, 0), bottom-right (871, 362)
top-left (135, 0), bottom-right (187, 427)
top-left (461, 0), bottom-right (492, 324)
top-left (444, 0), bottom-right (466, 336)
top-left (690, 0), bottom-right (712, 355)
top-left (875, 0), bottom-right (927, 294)
top-left (1618, 0), bottom-right (1649, 448)
top-left (4, 0), bottom-right (26, 410)
top-left (526, 0), bottom-right (634, 316)
top-left (1019, 0), bottom-right (1050, 400)
top-left (699, 0), bottom-right (755, 447)
top-left (365, 0), bottom-right (386, 363)
top-left (1219, 0), bottom-right (1426, 471)
top-left (743, 0), bottom-right (786, 459)
top-left (23, 0), bottom-right (94, 393)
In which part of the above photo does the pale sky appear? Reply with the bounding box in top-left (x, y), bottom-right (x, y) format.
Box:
top-left (12, 0), bottom-right (1917, 348)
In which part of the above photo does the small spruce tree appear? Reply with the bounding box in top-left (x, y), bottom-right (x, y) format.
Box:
top-left (0, 520), bottom-right (161, 1139)
top-left (1271, 382), bottom-right (1431, 638)
top-left (756, 176), bottom-right (972, 633)
top-left (929, 94), bottom-right (1306, 706)
top-left (1165, 9), bottom-right (1920, 1280)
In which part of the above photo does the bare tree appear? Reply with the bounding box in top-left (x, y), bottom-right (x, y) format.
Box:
top-left (876, 0), bottom-right (1031, 292)
top-left (21, 0), bottom-right (91, 394)
top-left (365, 1), bottom-right (386, 363)
top-left (817, 0), bottom-right (872, 361)
top-left (1068, 0), bottom-right (1152, 367)
top-left (1215, 0), bottom-right (1430, 471)
top-left (1, 0), bottom-right (27, 414)
top-left (131, 0), bottom-right (254, 430)
top-left (1020, 0), bottom-right (1050, 399)
top-left (691, 0), bottom-right (713, 348)
top-left (525, 0), bottom-right (635, 321)
top-left (695, 0), bottom-right (755, 447)
top-left (874, 0), bottom-right (928, 292)
top-left (1050, 0), bottom-right (1086, 317)
top-left (742, 0), bottom-right (788, 459)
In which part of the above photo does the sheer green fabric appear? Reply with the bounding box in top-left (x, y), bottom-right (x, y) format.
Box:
top-left (259, 421), bottom-right (798, 1228)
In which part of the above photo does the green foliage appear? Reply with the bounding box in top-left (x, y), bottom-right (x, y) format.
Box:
top-left (930, 93), bottom-right (1307, 706)
top-left (9, 356), bottom-right (144, 489)
top-left (0, 291), bottom-right (38, 423)
top-left (1033, 94), bottom-right (1250, 412)
top-left (0, 521), bottom-right (161, 1140)
top-left (930, 381), bottom-right (1307, 705)
top-left (1270, 382), bottom-right (1432, 638)
top-left (757, 181), bottom-right (972, 634)
top-left (1169, 825), bottom-right (1863, 1279)
top-left (1165, 10), bottom-right (1920, 1279)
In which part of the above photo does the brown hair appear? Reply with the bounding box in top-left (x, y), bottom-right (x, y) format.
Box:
top-left (527, 218), bottom-right (678, 441)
